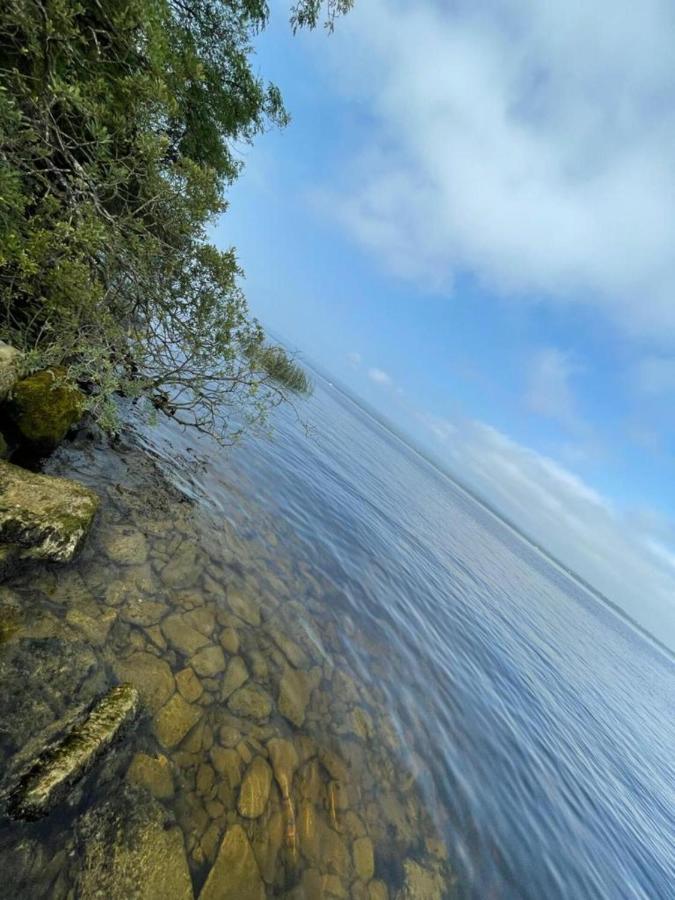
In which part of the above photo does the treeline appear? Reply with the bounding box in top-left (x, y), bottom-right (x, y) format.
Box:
top-left (0, 0), bottom-right (351, 437)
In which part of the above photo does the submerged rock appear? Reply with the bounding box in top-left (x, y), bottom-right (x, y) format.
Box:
top-left (112, 651), bottom-right (175, 714)
top-left (353, 836), bottom-right (375, 881)
top-left (0, 460), bottom-right (99, 566)
top-left (153, 692), bottom-right (202, 749)
top-left (190, 644), bottom-right (225, 678)
top-left (238, 756), bottom-right (273, 818)
top-left (267, 737), bottom-right (299, 798)
top-left (221, 655), bottom-right (249, 699)
top-left (396, 859), bottom-right (445, 900)
top-left (102, 527), bottom-right (149, 565)
top-left (127, 752), bottom-right (175, 800)
top-left (8, 367), bottom-right (84, 449)
top-left (199, 824), bottom-right (265, 900)
top-left (228, 684), bottom-right (273, 720)
top-left (9, 683), bottom-right (139, 820)
top-left (162, 612), bottom-right (210, 657)
top-left (278, 666), bottom-right (321, 728)
top-left (75, 788), bottom-right (193, 899)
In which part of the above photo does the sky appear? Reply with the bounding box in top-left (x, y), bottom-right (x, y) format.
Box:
top-left (213, 0), bottom-right (675, 649)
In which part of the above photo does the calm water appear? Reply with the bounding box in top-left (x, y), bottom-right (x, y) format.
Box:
top-left (1, 376), bottom-right (674, 898)
top-left (145, 377), bottom-right (675, 899)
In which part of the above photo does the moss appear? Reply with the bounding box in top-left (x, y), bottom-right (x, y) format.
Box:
top-left (10, 368), bottom-right (84, 449)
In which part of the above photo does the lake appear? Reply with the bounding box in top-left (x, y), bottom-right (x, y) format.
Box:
top-left (0, 375), bottom-right (673, 898)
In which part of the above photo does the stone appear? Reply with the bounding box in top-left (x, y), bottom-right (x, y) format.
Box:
top-left (9, 684), bottom-right (139, 820)
top-left (266, 737), bottom-right (299, 798)
top-left (353, 836), bottom-right (375, 881)
top-left (8, 367), bottom-right (83, 449)
top-left (221, 656), bottom-right (248, 700)
top-left (119, 598), bottom-right (166, 627)
top-left (112, 652), bottom-right (175, 714)
top-left (322, 874), bottom-right (348, 897)
top-left (176, 667), bottom-right (203, 703)
top-left (251, 808), bottom-right (284, 884)
top-left (0, 431), bottom-right (9, 460)
top-left (196, 763), bottom-right (216, 796)
top-left (183, 606), bottom-right (216, 637)
top-left (127, 752), bottom-right (174, 799)
top-left (210, 746), bottom-right (241, 788)
top-left (218, 725), bottom-right (240, 747)
top-left (146, 624), bottom-right (167, 650)
top-left (199, 824), bottom-right (265, 900)
top-left (397, 860), bottom-right (444, 900)
top-left (0, 460), bottom-right (98, 564)
top-left (65, 606), bottom-right (117, 646)
top-left (161, 543), bottom-right (199, 589)
top-left (0, 341), bottom-right (21, 402)
top-left (162, 612), bottom-right (210, 656)
top-left (191, 644), bottom-right (226, 678)
top-left (153, 693), bottom-right (202, 749)
top-left (238, 756), bottom-right (273, 818)
top-left (278, 666), bottom-right (321, 728)
top-left (201, 821), bottom-right (222, 862)
top-left (228, 685), bottom-right (273, 721)
top-left (219, 626), bottom-right (239, 654)
top-left (267, 625), bottom-right (309, 669)
top-left (75, 791), bottom-right (193, 899)
top-left (369, 881), bottom-right (389, 900)
top-left (102, 528), bottom-right (148, 565)
top-left (227, 588), bottom-right (261, 626)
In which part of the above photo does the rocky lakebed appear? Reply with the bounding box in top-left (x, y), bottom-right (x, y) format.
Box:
top-left (0, 409), bottom-right (456, 898)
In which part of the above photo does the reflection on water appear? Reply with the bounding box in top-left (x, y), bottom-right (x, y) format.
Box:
top-left (0, 432), bottom-right (454, 899)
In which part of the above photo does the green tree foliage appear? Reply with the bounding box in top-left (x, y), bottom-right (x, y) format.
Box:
top-left (0, 0), bottom-right (352, 437)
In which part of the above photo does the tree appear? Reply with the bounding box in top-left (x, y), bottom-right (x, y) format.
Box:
top-left (0, 0), bottom-right (352, 438)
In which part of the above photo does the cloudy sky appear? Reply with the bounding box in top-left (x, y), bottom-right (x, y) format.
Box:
top-left (215, 0), bottom-right (675, 648)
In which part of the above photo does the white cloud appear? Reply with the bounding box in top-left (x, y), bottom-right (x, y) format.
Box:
top-left (416, 410), bottom-right (456, 443)
top-left (525, 348), bottom-right (582, 427)
top-left (368, 367), bottom-right (393, 386)
top-left (322, 0), bottom-right (675, 339)
top-left (442, 418), bottom-right (675, 646)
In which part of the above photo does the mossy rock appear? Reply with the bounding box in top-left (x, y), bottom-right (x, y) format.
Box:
top-left (0, 460), bottom-right (99, 564)
top-left (10, 368), bottom-right (84, 449)
top-left (0, 432), bottom-right (8, 460)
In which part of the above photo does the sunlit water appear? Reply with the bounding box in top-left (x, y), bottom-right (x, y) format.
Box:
top-left (1, 378), bottom-right (673, 898)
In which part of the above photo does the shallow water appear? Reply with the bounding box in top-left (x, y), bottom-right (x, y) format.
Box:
top-left (1, 378), bottom-right (674, 898)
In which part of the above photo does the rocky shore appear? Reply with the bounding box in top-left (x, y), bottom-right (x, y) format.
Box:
top-left (0, 345), bottom-right (455, 899)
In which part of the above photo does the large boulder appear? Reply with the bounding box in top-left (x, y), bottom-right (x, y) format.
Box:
top-left (8, 367), bottom-right (84, 450)
top-left (0, 460), bottom-right (99, 569)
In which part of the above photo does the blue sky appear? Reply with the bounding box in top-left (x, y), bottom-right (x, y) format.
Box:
top-left (214, 0), bottom-right (675, 647)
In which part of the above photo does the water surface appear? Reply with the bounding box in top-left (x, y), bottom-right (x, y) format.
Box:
top-left (1, 377), bottom-right (673, 898)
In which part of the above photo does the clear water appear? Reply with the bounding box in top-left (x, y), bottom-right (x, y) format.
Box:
top-left (1, 377), bottom-right (673, 898)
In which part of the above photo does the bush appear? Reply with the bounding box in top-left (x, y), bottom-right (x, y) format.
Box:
top-left (0, 0), bottom-right (350, 440)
